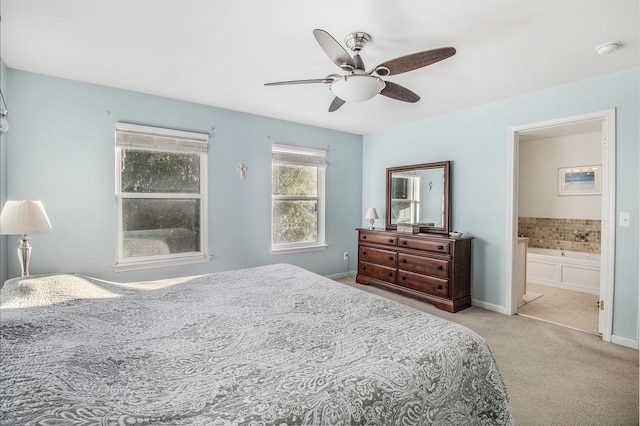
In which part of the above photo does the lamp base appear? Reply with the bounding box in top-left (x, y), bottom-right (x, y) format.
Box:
top-left (368, 219), bottom-right (375, 230)
top-left (17, 234), bottom-right (32, 277)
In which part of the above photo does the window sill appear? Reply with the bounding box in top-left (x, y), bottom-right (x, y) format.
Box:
top-left (112, 255), bottom-right (212, 272)
top-left (270, 243), bottom-right (328, 256)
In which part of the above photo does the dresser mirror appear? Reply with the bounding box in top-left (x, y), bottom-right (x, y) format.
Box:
top-left (385, 161), bottom-right (450, 235)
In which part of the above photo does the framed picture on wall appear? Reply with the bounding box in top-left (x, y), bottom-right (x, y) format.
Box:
top-left (558, 165), bottom-right (601, 195)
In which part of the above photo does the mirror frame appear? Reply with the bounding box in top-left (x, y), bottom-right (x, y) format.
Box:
top-left (385, 161), bottom-right (450, 235)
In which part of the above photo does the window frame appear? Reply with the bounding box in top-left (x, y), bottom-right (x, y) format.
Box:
top-left (113, 123), bottom-right (211, 272)
top-left (391, 173), bottom-right (421, 223)
top-left (270, 144), bottom-right (328, 255)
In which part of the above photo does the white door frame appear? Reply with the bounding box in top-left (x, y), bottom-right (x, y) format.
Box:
top-left (506, 109), bottom-right (616, 342)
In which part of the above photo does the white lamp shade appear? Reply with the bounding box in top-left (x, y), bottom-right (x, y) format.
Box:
top-left (0, 200), bottom-right (52, 235)
top-left (330, 75), bottom-right (385, 102)
top-left (364, 207), bottom-right (379, 220)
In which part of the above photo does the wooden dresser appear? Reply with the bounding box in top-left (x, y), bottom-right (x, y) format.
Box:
top-left (356, 228), bottom-right (472, 312)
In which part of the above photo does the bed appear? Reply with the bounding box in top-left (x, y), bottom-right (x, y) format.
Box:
top-left (0, 263), bottom-right (513, 425)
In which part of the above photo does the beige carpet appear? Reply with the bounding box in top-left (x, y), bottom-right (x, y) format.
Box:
top-left (336, 276), bottom-right (639, 426)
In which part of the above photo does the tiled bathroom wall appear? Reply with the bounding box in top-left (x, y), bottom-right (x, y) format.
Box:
top-left (518, 217), bottom-right (601, 254)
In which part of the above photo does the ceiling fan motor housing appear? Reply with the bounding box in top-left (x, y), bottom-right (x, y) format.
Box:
top-left (344, 32), bottom-right (371, 51)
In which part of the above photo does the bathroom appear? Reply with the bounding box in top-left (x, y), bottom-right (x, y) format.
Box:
top-left (516, 121), bottom-right (602, 334)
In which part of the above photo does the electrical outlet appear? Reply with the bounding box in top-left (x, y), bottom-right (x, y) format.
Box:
top-left (343, 252), bottom-right (349, 260)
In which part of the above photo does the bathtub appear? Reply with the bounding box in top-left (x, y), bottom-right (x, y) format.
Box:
top-left (526, 248), bottom-right (600, 294)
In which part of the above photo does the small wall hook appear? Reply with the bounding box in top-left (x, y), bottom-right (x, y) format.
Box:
top-left (236, 163), bottom-right (248, 180)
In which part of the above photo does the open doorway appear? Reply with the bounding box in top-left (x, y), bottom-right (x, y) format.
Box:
top-left (506, 109), bottom-right (616, 342)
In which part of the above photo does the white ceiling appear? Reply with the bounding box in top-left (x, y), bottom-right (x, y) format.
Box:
top-left (1, 0), bottom-right (638, 135)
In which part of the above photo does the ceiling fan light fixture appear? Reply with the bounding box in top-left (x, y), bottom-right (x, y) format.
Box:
top-left (330, 75), bottom-right (385, 102)
top-left (266, 29), bottom-right (456, 111)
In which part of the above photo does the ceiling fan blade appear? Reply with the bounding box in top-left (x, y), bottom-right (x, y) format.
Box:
top-left (328, 97), bottom-right (346, 112)
top-left (380, 81), bottom-right (420, 103)
top-left (313, 29), bottom-right (356, 71)
top-left (264, 78), bottom-right (332, 86)
top-left (373, 47), bottom-right (456, 76)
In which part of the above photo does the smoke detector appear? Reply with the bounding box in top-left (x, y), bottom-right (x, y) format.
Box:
top-left (595, 41), bottom-right (621, 55)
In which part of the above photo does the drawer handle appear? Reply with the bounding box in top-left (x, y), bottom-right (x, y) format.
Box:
top-left (436, 265), bottom-right (443, 270)
top-left (362, 251), bottom-right (366, 255)
top-left (362, 236), bottom-right (367, 239)
top-left (401, 276), bottom-right (406, 281)
top-left (388, 239), bottom-right (394, 243)
top-left (401, 241), bottom-right (407, 245)
top-left (388, 272), bottom-right (393, 277)
top-left (361, 266), bottom-right (366, 270)
top-left (401, 259), bottom-right (407, 263)
top-left (437, 285), bottom-right (443, 290)
top-left (388, 256), bottom-right (394, 260)
top-left (437, 245), bottom-right (444, 250)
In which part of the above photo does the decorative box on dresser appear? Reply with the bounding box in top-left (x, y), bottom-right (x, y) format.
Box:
top-left (356, 228), bottom-right (472, 313)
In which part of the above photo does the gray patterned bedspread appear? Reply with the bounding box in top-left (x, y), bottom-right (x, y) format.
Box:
top-left (0, 264), bottom-right (513, 425)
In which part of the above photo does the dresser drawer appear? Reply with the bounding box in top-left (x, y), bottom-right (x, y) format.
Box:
top-left (398, 253), bottom-right (449, 279)
top-left (398, 270), bottom-right (449, 298)
top-left (359, 231), bottom-right (397, 247)
top-left (398, 237), bottom-right (450, 254)
top-left (359, 246), bottom-right (397, 268)
top-left (358, 261), bottom-right (396, 283)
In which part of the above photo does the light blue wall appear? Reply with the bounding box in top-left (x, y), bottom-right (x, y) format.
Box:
top-left (1, 69), bottom-right (362, 282)
top-left (363, 67), bottom-right (639, 341)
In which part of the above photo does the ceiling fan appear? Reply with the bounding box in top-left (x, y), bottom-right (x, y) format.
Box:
top-left (265, 29), bottom-right (456, 112)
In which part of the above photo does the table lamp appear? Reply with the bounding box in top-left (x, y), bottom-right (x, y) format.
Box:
top-left (364, 207), bottom-right (379, 230)
top-left (0, 200), bottom-right (52, 276)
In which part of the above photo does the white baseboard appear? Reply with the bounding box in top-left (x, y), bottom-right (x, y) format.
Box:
top-left (611, 335), bottom-right (638, 350)
top-left (472, 299), bottom-right (511, 315)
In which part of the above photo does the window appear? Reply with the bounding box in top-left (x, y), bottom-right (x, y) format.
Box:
top-left (390, 172), bottom-right (421, 223)
top-left (271, 144), bottom-right (327, 254)
top-left (114, 123), bottom-right (211, 271)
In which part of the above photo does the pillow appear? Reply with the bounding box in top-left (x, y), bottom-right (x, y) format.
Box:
top-left (0, 274), bottom-right (128, 309)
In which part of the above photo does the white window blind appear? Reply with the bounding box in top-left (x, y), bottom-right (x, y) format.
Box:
top-left (272, 144), bottom-right (327, 168)
top-left (115, 122), bottom-right (209, 154)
